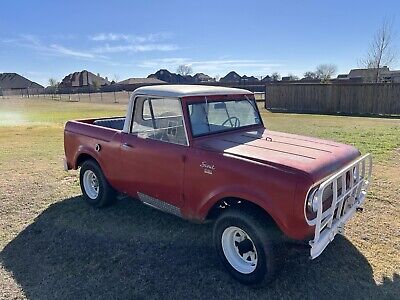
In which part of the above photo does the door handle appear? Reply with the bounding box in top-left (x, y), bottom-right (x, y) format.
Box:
top-left (122, 142), bottom-right (134, 149)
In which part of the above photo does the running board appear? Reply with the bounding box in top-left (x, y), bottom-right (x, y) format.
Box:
top-left (138, 192), bottom-right (182, 217)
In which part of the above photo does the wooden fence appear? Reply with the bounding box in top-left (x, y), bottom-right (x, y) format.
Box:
top-left (265, 83), bottom-right (400, 116)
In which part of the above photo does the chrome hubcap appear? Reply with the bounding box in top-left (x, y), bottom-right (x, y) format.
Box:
top-left (221, 226), bottom-right (258, 274)
top-left (83, 170), bottom-right (99, 199)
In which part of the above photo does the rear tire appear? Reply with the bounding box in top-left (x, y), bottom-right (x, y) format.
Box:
top-left (79, 159), bottom-right (116, 207)
top-left (213, 209), bottom-right (282, 285)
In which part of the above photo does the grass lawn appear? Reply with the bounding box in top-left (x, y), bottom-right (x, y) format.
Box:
top-left (0, 99), bottom-right (399, 299)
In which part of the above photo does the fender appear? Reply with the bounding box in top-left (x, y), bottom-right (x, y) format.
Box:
top-left (194, 184), bottom-right (290, 235)
top-left (73, 146), bottom-right (103, 170)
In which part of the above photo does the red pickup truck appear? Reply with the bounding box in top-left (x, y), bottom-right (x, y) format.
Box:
top-left (64, 85), bottom-right (372, 284)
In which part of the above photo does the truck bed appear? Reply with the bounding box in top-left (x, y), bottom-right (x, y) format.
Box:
top-left (69, 116), bottom-right (126, 131)
top-left (92, 117), bottom-right (125, 130)
top-left (64, 117), bottom-right (126, 171)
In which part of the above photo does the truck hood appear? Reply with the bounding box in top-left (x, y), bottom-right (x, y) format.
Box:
top-left (196, 128), bottom-right (360, 183)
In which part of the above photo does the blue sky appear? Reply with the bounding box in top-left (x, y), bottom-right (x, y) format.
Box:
top-left (0, 0), bottom-right (399, 86)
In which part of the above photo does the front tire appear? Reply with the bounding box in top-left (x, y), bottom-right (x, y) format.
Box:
top-left (79, 159), bottom-right (116, 207)
top-left (213, 209), bottom-right (281, 285)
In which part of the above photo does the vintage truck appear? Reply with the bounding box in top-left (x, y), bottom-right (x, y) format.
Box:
top-left (64, 85), bottom-right (372, 284)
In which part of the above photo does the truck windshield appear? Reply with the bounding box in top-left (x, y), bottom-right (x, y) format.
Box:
top-left (188, 98), bottom-right (262, 137)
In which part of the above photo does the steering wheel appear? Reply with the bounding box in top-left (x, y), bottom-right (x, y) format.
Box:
top-left (221, 116), bottom-right (240, 128)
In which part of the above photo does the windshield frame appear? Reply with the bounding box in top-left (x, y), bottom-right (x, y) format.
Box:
top-left (185, 95), bottom-right (264, 138)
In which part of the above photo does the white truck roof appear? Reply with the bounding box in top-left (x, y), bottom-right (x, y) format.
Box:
top-left (124, 84), bottom-right (254, 133)
top-left (133, 84), bottom-right (253, 98)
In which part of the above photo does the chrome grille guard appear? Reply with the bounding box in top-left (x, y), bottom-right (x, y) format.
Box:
top-left (306, 154), bottom-right (372, 259)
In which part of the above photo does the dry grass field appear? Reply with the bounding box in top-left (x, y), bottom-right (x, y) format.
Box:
top-left (0, 97), bottom-right (399, 299)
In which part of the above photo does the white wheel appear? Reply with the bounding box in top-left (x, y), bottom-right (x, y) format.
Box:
top-left (221, 226), bottom-right (258, 274)
top-left (82, 169), bottom-right (99, 199)
top-left (80, 160), bottom-right (116, 207)
top-left (214, 210), bottom-right (280, 284)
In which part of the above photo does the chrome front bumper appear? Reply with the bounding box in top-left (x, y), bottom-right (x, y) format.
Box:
top-left (306, 154), bottom-right (372, 259)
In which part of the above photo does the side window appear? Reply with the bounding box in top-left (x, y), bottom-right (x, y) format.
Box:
top-left (131, 97), bottom-right (188, 146)
top-left (142, 99), bottom-right (152, 120)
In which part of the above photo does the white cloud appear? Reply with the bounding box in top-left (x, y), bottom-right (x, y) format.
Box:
top-left (91, 33), bottom-right (128, 41)
top-left (49, 44), bottom-right (97, 59)
top-left (1, 33), bottom-right (180, 58)
top-left (89, 32), bottom-right (178, 53)
top-left (89, 32), bottom-right (171, 43)
top-left (1, 35), bottom-right (107, 61)
top-left (92, 43), bottom-right (178, 54)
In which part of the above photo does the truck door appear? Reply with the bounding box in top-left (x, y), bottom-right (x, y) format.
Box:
top-left (120, 96), bottom-right (188, 211)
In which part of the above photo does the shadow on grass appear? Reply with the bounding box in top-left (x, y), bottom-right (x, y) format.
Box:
top-left (1, 196), bottom-right (399, 299)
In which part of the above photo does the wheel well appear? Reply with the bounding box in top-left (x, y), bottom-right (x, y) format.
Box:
top-left (76, 153), bottom-right (97, 168)
top-left (206, 197), bottom-right (276, 226)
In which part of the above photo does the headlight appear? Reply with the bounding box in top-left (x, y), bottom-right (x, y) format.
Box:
top-left (306, 187), bottom-right (319, 212)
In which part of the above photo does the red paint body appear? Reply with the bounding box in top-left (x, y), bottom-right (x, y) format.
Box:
top-left (64, 93), bottom-right (360, 241)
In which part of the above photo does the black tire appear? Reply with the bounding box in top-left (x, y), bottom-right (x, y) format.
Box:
top-left (213, 209), bottom-right (282, 285)
top-left (79, 159), bottom-right (117, 207)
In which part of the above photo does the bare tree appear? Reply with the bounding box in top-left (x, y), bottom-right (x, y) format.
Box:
top-left (113, 74), bottom-right (120, 83)
top-left (48, 78), bottom-right (59, 96)
top-left (315, 64), bottom-right (337, 82)
top-left (92, 80), bottom-right (100, 91)
top-left (303, 71), bottom-right (318, 79)
top-left (271, 72), bottom-right (281, 81)
top-left (49, 78), bottom-right (60, 99)
top-left (176, 64), bottom-right (193, 76)
top-left (48, 78), bottom-right (59, 87)
top-left (359, 19), bottom-right (397, 82)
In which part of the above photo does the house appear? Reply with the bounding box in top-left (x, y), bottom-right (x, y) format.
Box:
top-left (381, 69), bottom-right (400, 83)
top-left (336, 74), bottom-right (349, 79)
top-left (117, 77), bottom-right (166, 90)
top-left (148, 69), bottom-right (193, 84)
top-left (344, 67), bottom-right (400, 83)
top-left (0, 73), bottom-right (44, 95)
top-left (241, 75), bottom-right (260, 83)
top-left (59, 70), bottom-right (110, 88)
top-left (118, 78), bottom-right (166, 85)
top-left (193, 73), bottom-right (214, 83)
top-left (148, 69), bottom-right (270, 85)
top-left (219, 71), bottom-right (242, 83)
top-left (261, 75), bottom-right (272, 83)
top-left (347, 68), bottom-right (385, 82)
top-left (299, 77), bottom-right (321, 83)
